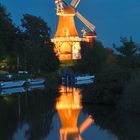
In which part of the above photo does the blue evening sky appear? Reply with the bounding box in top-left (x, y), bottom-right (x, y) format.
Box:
top-left (0, 0), bottom-right (140, 47)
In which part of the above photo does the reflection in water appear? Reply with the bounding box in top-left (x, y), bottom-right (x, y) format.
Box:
top-left (0, 87), bottom-right (59, 140)
top-left (84, 105), bottom-right (140, 140)
top-left (0, 85), bottom-right (140, 139)
top-left (0, 84), bottom-right (45, 96)
top-left (56, 86), bottom-right (94, 140)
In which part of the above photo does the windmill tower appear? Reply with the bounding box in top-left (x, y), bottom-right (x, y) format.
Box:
top-left (52, 0), bottom-right (96, 61)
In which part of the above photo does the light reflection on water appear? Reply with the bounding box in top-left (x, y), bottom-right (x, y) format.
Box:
top-left (0, 85), bottom-right (139, 140)
top-left (56, 86), bottom-right (94, 140)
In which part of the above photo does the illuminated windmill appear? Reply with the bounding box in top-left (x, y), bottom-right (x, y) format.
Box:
top-left (52, 0), bottom-right (96, 61)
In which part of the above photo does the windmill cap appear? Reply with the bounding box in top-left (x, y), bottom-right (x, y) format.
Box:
top-left (63, 6), bottom-right (76, 15)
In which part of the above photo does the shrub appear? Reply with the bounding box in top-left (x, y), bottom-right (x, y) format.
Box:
top-left (119, 72), bottom-right (140, 113)
top-left (93, 64), bottom-right (130, 105)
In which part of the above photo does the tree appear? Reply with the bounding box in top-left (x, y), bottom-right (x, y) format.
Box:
top-left (10, 29), bottom-right (28, 71)
top-left (21, 14), bottom-right (60, 74)
top-left (76, 40), bottom-right (108, 73)
top-left (21, 14), bottom-right (51, 42)
top-left (92, 38), bottom-right (140, 105)
top-left (119, 72), bottom-right (140, 113)
top-left (114, 37), bottom-right (140, 69)
top-left (93, 64), bottom-right (130, 105)
top-left (0, 4), bottom-right (17, 60)
top-left (114, 37), bottom-right (139, 57)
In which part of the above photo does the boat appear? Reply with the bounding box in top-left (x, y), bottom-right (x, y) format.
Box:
top-left (75, 79), bottom-right (93, 85)
top-left (62, 74), bottom-right (95, 82)
top-left (26, 78), bottom-right (45, 85)
top-left (0, 80), bottom-right (26, 89)
top-left (75, 75), bottom-right (95, 81)
top-left (0, 83), bottom-right (45, 96)
top-left (61, 74), bottom-right (95, 86)
top-left (27, 84), bottom-right (45, 91)
top-left (0, 87), bottom-right (26, 95)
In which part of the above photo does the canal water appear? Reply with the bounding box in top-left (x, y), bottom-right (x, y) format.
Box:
top-left (0, 85), bottom-right (140, 140)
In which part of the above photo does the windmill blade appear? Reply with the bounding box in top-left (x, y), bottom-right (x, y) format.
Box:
top-left (71, 0), bottom-right (80, 8)
top-left (76, 11), bottom-right (95, 32)
top-left (79, 116), bottom-right (94, 134)
top-left (62, 0), bottom-right (69, 6)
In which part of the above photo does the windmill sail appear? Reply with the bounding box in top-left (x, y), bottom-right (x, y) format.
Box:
top-left (76, 11), bottom-right (95, 32)
top-left (71, 0), bottom-right (80, 8)
top-left (79, 116), bottom-right (94, 134)
top-left (62, 0), bottom-right (69, 6)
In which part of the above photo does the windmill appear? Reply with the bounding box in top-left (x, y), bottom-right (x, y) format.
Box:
top-left (52, 0), bottom-right (96, 61)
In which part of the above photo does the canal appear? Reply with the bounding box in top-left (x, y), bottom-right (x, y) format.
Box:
top-left (0, 84), bottom-right (140, 140)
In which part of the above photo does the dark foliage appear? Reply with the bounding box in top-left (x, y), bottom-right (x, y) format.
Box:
top-left (93, 64), bottom-right (130, 105)
top-left (76, 40), bottom-right (108, 73)
top-left (0, 4), bottom-right (60, 74)
top-left (0, 4), bottom-right (17, 59)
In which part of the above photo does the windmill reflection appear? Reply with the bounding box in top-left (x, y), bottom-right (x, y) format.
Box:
top-left (56, 86), bottom-right (94, 140)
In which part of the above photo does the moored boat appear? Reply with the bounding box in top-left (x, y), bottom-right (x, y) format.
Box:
top-left (26, 78), bottom-right (45, 85)
top-left (61, 74), bottom-right (95, 85)
top-left (75, 79), bottom-right (93, 85)
top-left (0, 80), bottom-right (26, 89)
top-left (27, 84), bottom-right (45, 91)
top-left (0, 87), bottom-right (26, 95)
top-left (75, 75), bottom-right (95, 81)
top-left (62, 74), bottom-right (95, 81)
